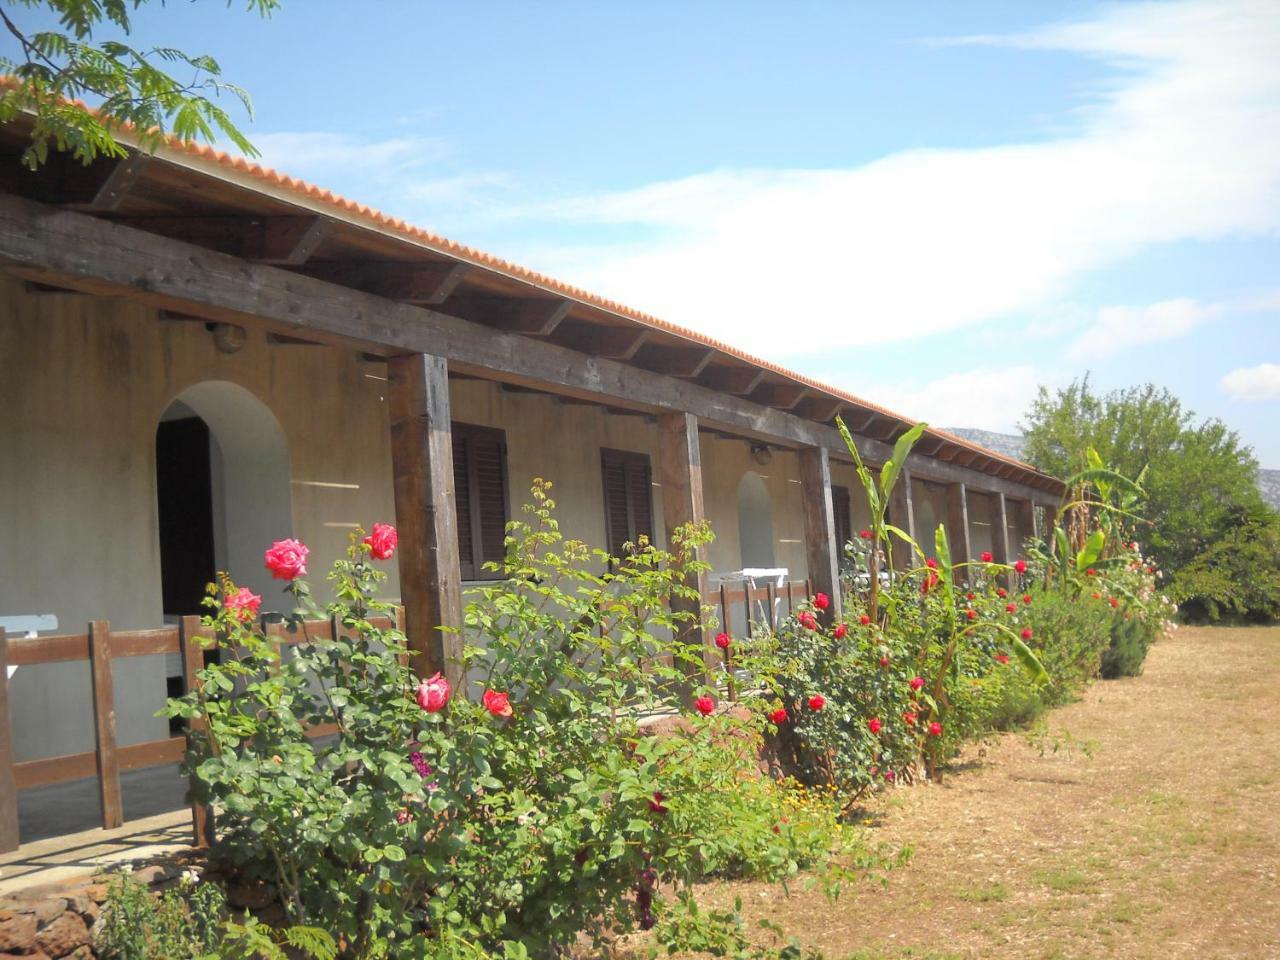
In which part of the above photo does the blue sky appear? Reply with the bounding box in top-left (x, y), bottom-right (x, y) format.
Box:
top-left (7, 0), bottom-right (1278, 463)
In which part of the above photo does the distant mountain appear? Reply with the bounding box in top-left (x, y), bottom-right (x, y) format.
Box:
top-left (946, 428), bottom-right (1280, 510)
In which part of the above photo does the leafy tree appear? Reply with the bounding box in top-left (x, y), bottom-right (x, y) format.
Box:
top-left (0, 0), bottom-right (276, 168)
top-left (1021, 376), bottom-right (1278, 621)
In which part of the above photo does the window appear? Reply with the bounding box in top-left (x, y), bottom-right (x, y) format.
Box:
top-left (453, 422), bottom-right (509, 580)
top-left (601, 448), bottom-right (654, 556)
top-left (832, 484), bottom-right (852, 553)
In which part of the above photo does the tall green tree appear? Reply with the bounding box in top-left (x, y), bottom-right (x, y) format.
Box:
top-left (1021, 376), bottom-right (1278, 621)
top-left (0, 0), bottom-right (276, 168)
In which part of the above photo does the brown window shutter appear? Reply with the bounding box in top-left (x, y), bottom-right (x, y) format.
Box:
top-left (452, 423), bottom-right (509, 580)
top-left (601, 449), bottom-right (653, 555)
top-left (832, 484), bottom-right (852, 554)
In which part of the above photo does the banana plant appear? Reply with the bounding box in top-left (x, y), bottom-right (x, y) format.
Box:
top-left (835, 415), bottom-right (927, 622)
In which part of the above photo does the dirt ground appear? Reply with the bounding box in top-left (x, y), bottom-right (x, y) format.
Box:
top-left (685, 625), bottom-right (1280, 959)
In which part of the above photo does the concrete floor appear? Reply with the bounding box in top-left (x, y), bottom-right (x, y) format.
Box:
top-left (17, 763), bottom-right (191, 844)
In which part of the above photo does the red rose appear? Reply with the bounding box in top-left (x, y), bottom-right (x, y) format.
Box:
top-left (995, 653), bottom-right (1010, 664)
top-left (694, 696), bottom-right (715, 716)
top-left (416, 673), bottom-right (451, 713)
top-left (925, 557), bottom-right (937, 569)
top-left (813, 592), bottom-right (830, 611)
top-left (797, 611), bottom-right (817, 630)
top-left (648, 791), bottom-right (668, 814)
top-left (715, 632), bottom-right (731, 649)
top-left (224, 586), bottom-right (262, 621)
top-left (808, 694), bottom-right (825, 711)
top-left (768, 708), bottom-right (788, 724)
top-left (868, 717), bottom-right (882, 734)
top-left (981, 551), bottom-right (994, 563)
top-left (879, 656), bottom-right (890, 668)
top-left (833, 623), bottom-right (848, 639)
top-left (264, 538), bottom-right (309, 581)
top-left (921, 571), bottom-right (939, 594)
top-left (1014, 559), bottom-right (1027, 574)
top-left (363, 522), bottom-right (398, 561)
top-left (1023, 594), bottom-right (1032, 605)
top-left (1109, 597), bottom-right (1119, 608)
top-left (482, 690), bottom-right (513, 718)
top-left (858, 529), bottom-right (872, 540)
top-left (1005, 603), bottom-right (1017, 613)
top-left (909, 676), bottom-right (924, 691)
top-left (966, 592), bottom-right (976, 601)
top-left (902, 711), bottom-right (917, 725)
top-left (928, 721), bottom-right (942, 737)
top-left (997, 588), bottom-right (1007, 598)
top-left (859, 615), bottom-right (871, 626)
top-left (1021, 628), bottom-right (1033, 640)
top-left (1092, 591), bottom-right (1102, 600)
top-left (1086, 568), bottom-right (1097, 576)
top-left (884, 769), bottom-right (895, 782)
top-left (965, 608), bottom-right (977, 620)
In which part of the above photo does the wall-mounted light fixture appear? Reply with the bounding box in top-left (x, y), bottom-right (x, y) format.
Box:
top-left (750, 443), bottom-right (773, 467)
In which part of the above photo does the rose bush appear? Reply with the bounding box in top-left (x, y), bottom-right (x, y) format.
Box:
top-left (166, 481), bottom-right (875, 959)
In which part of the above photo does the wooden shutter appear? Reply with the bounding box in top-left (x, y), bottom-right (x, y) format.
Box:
top-left (452, 423), bottom-right (509, 580)
top-left (832, 484), bottom-right (852, 555)
top-left (601, 449), bottom-right (653, 555)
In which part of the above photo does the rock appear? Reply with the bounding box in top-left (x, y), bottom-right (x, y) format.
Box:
top-left (34, 912), bottom-right (89, 958)
top-left (130, 864), bottom-right (171, 886)
top-left (83, 884), bottom-right (109, 905)
top-left (63, 947), bottom-right (94, 959)
top-left (0, 952), bottom-right (50, 960)
top-left (0, 913), bottom-right (37, 953)
top-left (30, 898), bottom-right (67, 926)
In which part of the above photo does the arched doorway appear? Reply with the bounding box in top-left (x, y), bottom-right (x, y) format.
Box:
top-left (155, 382), bottom-right (293, 617)
top-left (737, 472), bottom-right (776, 569)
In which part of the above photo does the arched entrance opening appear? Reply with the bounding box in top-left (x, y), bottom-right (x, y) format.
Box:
top-left (736, 472), bottom-right (776, 569)
top-left (155, 381), bottom-right (293, 618)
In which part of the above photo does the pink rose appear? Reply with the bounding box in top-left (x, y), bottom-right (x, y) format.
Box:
top-left (363, 522), bottom-right (399, 561)
top-left (264, 538), bottom-right (309, 581)
top-left (416, 673), bottom-right (451, 713)
top-left (224, 587), bottom-right (262, 621)
top-left (483, 690), bottom-right (513, 718)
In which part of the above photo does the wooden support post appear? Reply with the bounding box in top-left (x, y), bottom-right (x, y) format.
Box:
top-left (88, 620), bottom-right (123, 831)
top-left (1011, 498), bottom-right (1036, 557)
top-left (946, 483), bottom-right (973, 584)
top-left (388, 353), bottom-right (465, 689)
top-left (179, 615), bottom-right (215, 848)
top-left (658, 411), bottom-right (709, 705)
top-left (799, 446), bottom-right (843, 621)
top-left (888, 470), bottom-right (916, 570)
top-left (993, 493), bottom-right (1012, 588)
top-left (0, 630), bottom-right (19, 853)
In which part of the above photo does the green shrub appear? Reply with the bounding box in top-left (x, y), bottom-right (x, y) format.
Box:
top-left (167, 481), bottom-right (865, 959)
top-left (1100, 614), bottom-right (1158, 678)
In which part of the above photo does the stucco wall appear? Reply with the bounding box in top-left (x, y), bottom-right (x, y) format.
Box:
top-left (0, 282), bottom-right (819, 762)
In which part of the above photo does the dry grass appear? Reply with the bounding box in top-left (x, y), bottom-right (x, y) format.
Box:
top-left (647, 625), bottom-right (1280, 959)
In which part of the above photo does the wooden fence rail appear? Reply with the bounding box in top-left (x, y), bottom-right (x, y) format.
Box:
top-left (0, 583), bottom-right (818, 855)
top-left (0, 611), bottom-right (401, 854)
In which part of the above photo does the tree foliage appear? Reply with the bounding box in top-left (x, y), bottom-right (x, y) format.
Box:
top-left (0, 0), bottom-right (276, 168)
top-left (1021, 376), bottom-right (1278, 621)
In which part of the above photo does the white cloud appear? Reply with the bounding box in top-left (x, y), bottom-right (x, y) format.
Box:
top-left (1066, 297), bottom-right (1223, 360)
top-left (847, 365), bottom-right (1050, 435)
top-left (246, 131), bottom-right (449, 180)
top-left (491, 0), bottom-right (1280, 358)
top-left (1221, 363), bottom-right (1280, 401)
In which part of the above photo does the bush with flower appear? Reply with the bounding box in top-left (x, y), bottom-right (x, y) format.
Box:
top-left (166, 480), bottom-right (878, 958)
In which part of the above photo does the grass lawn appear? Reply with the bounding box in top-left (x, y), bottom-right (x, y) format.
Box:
top-left (625, 625), bottom-right (1280, 959)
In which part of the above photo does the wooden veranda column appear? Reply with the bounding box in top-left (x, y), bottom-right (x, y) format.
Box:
top-left (945, 482), bottom-right (972, 584)
top-left (993, 492), bottom-right (1013, 587)
top-left (0, 630), bottom-right (18, 853)
top-left (658, 411), bottom-right (709, 705)
top-left (388, 353), bottom-right (464, 689)
top-left (798, 446), bottom-right (843, 621)
top-left (1011, 498), bottom-right (1036, 555)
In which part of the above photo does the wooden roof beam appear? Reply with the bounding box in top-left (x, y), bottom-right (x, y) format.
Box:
top-left (108, 214), bottom-right (332, 265)
top-left (696, 365), bottom-right (767, 396)
top-left (296, 261), bottom-right (469, 305)
top-left (549, 322), bottom-right (650, 360)
top-left (438, 295), bottom-right (571, 336)
top-left (68, 154), bottom-right (151, 212)
top-left (632, 343), bottom-right (717, 378)
top-left (799, 396), bottom-right (846, 424)
top-left (749, 382), bottom-right (810, 411)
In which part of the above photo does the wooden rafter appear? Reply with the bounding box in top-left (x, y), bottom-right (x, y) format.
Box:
top-left (106, 214), bottom-right (332, 265)
top-left (295, 260), bottom-right (469, 305)
top-left (632, 343), bottom-right (717, 378)
top-left (438, 296), bottom-right (571, 335)
top-left (696, 365), bottom-right (767, 396)
top-left (549, 322), bottom-right (650, 360)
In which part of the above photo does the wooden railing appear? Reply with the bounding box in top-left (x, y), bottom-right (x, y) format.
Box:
top-left (0, 584), bottom-right (817, 854)
top-left (0, 611), bottom-right (401, 854)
